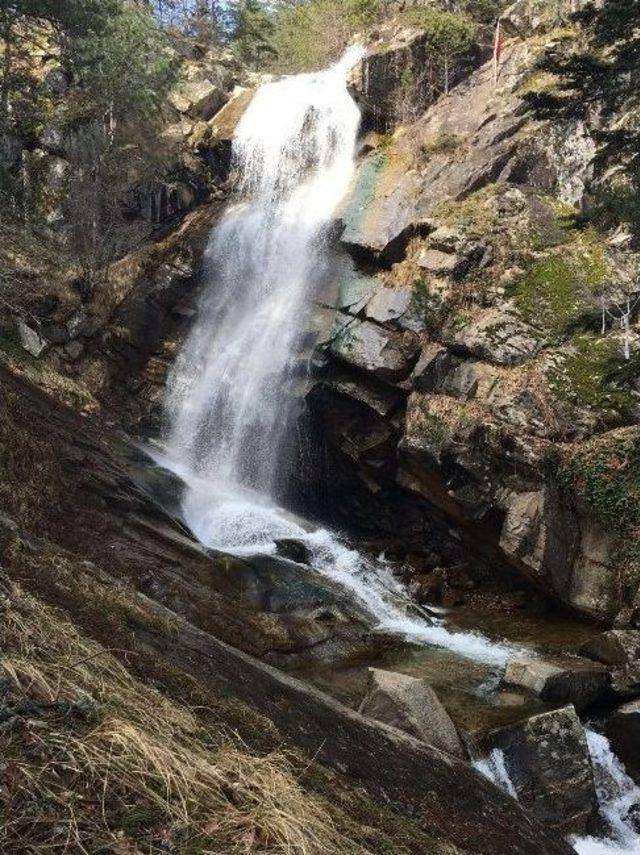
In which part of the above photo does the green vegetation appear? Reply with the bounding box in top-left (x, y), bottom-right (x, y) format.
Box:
top-left (526, 0), bottom-right (640, 238)
top-left (267, 0), bottom-right (380, 74)
top-left (0, 1), bottom-right (181, 301)
top-left (552, 427), bottom-right (640, 593)
top-left (508, 228), bottom-right (609, 340)
top-left (547, 334), bottom-right (634, 427)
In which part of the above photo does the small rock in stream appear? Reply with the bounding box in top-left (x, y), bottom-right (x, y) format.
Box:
top-left (502, 654), bottom-right (610, 712)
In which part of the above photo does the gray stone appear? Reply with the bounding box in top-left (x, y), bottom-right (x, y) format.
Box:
top-left (358, 668), bottom-right (465, 758)
top-left (503, 655), bottom-right (610, 712)
top-left (337, 273), bottom-right (375, 314)
top-left (417, 248), bottom-right (462, 276)
top-left (605, 700), bottom-right (640, 784)
top-left (448, 308), bottom-right (541, 366)
top-left (580, 631), bottom-right (640, 667)
top-left (16, 319), bottom-right (47, 358)
top-left (330, 319), bottom-right (420, 382)
top-left (365, 286), bottom-right (413, 326)
top-left (168, 76), bottom-right (226, 121)
top-left (411, 343), bottom-right (453, 393)
top-left (478, 705), bottom-right (598, 834)
top-left (441, 362), bottom-right (480, 401)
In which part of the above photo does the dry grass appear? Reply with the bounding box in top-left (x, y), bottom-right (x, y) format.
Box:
top-left (0, 576), bottom-right (368, 854)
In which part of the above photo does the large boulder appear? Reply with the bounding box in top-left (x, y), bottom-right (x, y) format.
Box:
top-left (478, 705), bottom-right (598, 834)
top-left (580, 631), bottom-right (640, 667)
top-left (358, 668), bottom-right (465, 757)
top-left (605, 700), bottom-right (640, 784)
top-left (502, 655), bottom-right (610, 712)
top-left (168, 62), bottom-right (232, 121)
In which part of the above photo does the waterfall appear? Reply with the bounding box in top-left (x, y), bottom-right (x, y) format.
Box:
top-left (572, 730), bottom-right (640, 855)
top-left (166, 46), bottom-right (364, 498)
top-left (474, 729), bottom-right (640, 855)
top-left (161, 48), bottom-right (514, 668)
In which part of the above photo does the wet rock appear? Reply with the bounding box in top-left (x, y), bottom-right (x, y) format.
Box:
top-left (478, 705), bottom-right (598, 834)
top-left (275, 538), bottom-right (310, 565)
top-left (605, 700), bottom-right (640, 784)
top-left (580, 631), bottom-right (640, 667)
top-left (330, 318), bottom-right (420, 382)
top-left (358, 668), bottom-right (465, 758)
top-left (502, 655), bottom-right (610, 712)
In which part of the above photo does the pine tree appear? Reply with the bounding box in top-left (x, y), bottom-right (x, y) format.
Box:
top-left (231, 0), bottom-right (276, 68)
top-left (529, 0), bottom-right (640, 189)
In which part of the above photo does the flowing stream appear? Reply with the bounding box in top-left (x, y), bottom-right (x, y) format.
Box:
top-left (163, 47), bottom-right (513, 667)
top-left (474, 730), bottom-right (640, 855)
top-left (158, 47), bottom-right (640, 854)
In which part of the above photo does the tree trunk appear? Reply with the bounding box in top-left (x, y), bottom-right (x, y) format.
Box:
top-left (0, 15), bottom-right (14, 132)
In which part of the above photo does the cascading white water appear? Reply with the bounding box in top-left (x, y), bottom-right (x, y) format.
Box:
top-left (167, 46), bottom-right (364, 495)
top-left (163, 48), bottom-right (514, 668)
top-left (572, 730), bottom-right (640, 855)
top-left (474, 729), bottom-right (640, 855)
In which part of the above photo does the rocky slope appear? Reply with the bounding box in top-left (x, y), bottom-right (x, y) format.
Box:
top-left (2, 1), bottom-right (640, 851)
top-left (308, 5), bottom-right (640, 628)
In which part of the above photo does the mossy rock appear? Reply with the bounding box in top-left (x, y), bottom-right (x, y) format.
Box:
top-left (546, 333), bottom-right (635, 427)
top-left (509, 228), bottom-right (609, 340)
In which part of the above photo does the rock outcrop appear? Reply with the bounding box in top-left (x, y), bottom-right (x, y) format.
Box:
top-left (605, 700), bottom-right (640, 785)
top-left (308, 20), bottom-right (640, 626)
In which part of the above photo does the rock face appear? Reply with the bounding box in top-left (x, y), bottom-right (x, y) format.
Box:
top-left (478, 705), bottom-right (599, 835)
top-left (581, 631), bottom-right (640, 667)
top-left (581, 631), bottom-right (640, 699)
top-left (605, 700), bottom-right (640, 784)
top-left (358, 668), bottom-right (465, 757)
top-left (502, 655), bottom-right (610, 713)
top-left (308, 21), bottom-right (640, 626)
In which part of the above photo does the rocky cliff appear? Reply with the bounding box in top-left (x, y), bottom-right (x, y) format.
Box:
top-left (306, 5), bottom-right (640, 627)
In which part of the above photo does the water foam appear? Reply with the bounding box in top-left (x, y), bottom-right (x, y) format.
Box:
top-left (163, 48), bottom-right (514, 669)
top-left (572, 730), bottom-right (640, 855)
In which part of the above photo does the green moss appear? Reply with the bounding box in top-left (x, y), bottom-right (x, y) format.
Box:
top-left (511, 255), bottom-right (589, 337)
top-left (547, 333), bottom-right (634, 425)
top-left (552, 428), bottom-right (640, 592)
top-left (509, 227), bottom-right (608, 340)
